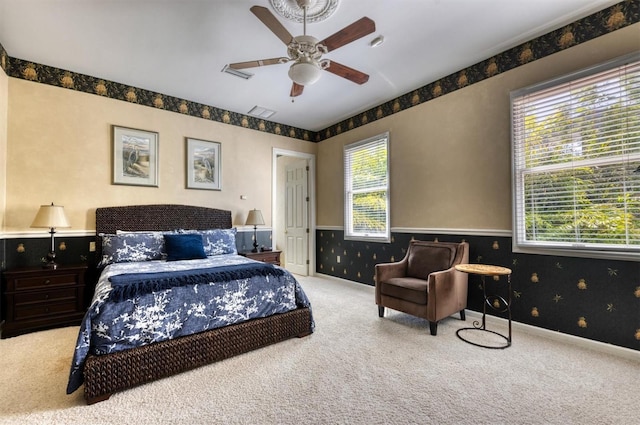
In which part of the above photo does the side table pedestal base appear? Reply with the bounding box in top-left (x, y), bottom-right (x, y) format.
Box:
top-left (456, 327), bottom-right (511, 349)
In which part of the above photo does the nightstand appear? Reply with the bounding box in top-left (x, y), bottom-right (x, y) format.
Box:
top-left (1, 264), bottom-right (87, 338)
top-left (240, 250), bottom-right (282, 266)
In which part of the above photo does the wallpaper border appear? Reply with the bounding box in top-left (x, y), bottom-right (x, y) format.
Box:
top-left (0, 41), bottom-right (6, 73)
top-left (1, 1), bottom-right (638, 142)
top-left (316, 1), bottom-right (638, 141)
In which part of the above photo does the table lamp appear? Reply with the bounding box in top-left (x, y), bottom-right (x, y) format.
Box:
top-left (31, 203), bottom-right (71, 269)
top-left (245, 209), bottom-right (264, 253)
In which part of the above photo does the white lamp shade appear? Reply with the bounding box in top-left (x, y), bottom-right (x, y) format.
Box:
top-left (245, 209), bottom-right (265, 226)
top-left (31, 204), bottom-right (71, 229)
top-left (288, 61), bottom-right (322, 86)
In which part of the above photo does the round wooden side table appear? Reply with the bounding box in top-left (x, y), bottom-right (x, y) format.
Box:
top-left (455, 264), bottom-right (512, 349)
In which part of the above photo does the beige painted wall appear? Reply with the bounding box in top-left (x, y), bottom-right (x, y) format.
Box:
top-left (4, 79), bottom-right (317, 232)
top-left (3, 24), bottom-right (638, 234)
top-left (0, 65), bottom-right (7, 230)
top-left (316, 23), bottom-right (640, 231)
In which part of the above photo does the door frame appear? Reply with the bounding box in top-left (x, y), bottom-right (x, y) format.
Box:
top-left (272, 148), bottom-right (316, 276)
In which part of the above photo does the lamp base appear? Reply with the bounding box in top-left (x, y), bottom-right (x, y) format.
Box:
top-left (43, 261), bottom-right (59, 270)
top-left (43, 251), bottom-right (59, 269)
top-left (251, 226), bottom-right (259, 252)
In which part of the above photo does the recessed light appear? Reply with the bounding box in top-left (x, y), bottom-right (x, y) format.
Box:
top-left (370, 35), bottom-right (385, 47)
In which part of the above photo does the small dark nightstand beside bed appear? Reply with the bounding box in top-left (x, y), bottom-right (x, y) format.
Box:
top-left (1, 264), bottom-right (87, 338)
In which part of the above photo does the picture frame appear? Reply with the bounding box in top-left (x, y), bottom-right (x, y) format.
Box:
top-left (186, 138), bottom-right (221, 190)
top-left (112, 125), bottom-right (159, 187)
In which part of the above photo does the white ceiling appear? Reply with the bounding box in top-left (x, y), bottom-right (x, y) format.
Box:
top-left (0, 0), bottom-right (622, 132)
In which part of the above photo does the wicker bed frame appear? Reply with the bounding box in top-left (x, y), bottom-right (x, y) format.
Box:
top-left (83, 204), bottom-right (313, 404)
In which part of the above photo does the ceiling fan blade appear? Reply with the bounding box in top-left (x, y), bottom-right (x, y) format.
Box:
top-left (250, 6), bottom-right (294, 45)
top-left (325, 61), bottom-right (369, 85)
top-left (320, 17), bottom-right (376, 52)
top-left (290, 83), bottom-right (304, 97)
top-left (229, 58), bottom-right (288, 69)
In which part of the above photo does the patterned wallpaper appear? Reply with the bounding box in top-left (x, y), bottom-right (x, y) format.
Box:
top-left (0, 2), bottom-right (637, 142)
top-left (317, 230), bottom-right (640, 351)
top-left (0, 41), bottom-right (6, 72)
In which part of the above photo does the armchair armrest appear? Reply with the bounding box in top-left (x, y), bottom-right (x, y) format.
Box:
top-left (375, 259), bottom-right (408, 305)
top-left (427, 266), bottom-right (468, 321)
top-left (375, 260), bottom-right (407, 283)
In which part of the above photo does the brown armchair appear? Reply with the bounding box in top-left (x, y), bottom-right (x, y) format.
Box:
top-left (375, 240), bottom-right (469, 335)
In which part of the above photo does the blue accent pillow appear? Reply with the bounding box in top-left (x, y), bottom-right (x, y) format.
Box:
top-left (99, 232), bottom-right (165, 267)
top-left (164, 233), bottom-right (207, 261)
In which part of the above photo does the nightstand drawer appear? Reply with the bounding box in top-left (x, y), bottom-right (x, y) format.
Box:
top-left (13, 299), bottom-right (79, 321)
top-left (14, 288), bottom-right (78, 305)
top-left (257, 252), bottom-right (280, 264)
top-left (11, 273), bottom-right (80, 291)
top-left (239, 250), bottom-right (282, 266)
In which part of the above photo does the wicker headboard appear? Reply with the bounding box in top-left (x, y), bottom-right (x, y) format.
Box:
top-left (95, 204), bottom-right (233, 234)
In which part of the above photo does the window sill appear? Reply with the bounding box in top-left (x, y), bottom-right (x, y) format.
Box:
top-left (513, 244), bottom-right (640, 262)
top-left (345, 235), bottom-right (391, 244)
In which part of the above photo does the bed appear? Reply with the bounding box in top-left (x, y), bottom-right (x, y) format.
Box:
top-left (66, 204), bottom-right (314, 404)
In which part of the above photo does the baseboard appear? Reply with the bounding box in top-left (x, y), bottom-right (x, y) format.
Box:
top-left (465, 310), bottom-right (640, 362)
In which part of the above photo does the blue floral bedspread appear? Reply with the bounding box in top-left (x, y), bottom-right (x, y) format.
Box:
top-left (67, 254), bottom-right (313, 394)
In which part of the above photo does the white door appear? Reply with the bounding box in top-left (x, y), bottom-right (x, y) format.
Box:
top-left (285, 159), bottom-right (308, 275)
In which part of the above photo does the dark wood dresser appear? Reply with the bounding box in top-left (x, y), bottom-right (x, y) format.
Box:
top-left (1, 264), bottom-right (87, 338)
top-left (240, 250), bottom-right (282, 266)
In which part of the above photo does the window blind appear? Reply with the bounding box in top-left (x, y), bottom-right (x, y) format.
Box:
top-left (511, 53), bottom-right (640, 255)
top-left (344, 133), bottom-right (390, 242)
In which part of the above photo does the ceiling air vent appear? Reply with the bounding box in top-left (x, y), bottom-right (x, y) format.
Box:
top-left (248, 106), bottom-right (276, 119)
top-left (221, 64), bottom-right (253, 80)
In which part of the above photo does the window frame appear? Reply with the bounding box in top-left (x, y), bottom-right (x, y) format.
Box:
top-left (510, 52), bottom-right (640, 261)
top-left (344, 132), bottom-right (390, 243)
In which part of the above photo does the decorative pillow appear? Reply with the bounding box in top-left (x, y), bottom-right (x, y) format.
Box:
top-left (115, 230), bottom-right (176, 235)
top-left (99, 232), bottom-right (165, 267)
top-left (164, 233), bottom-right (207, 261)
top-left (178, 228), bottom-right (238, 256)
top-left (201, 228), bottom-right (238, 256)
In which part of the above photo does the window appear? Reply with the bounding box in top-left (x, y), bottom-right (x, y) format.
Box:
top-left (511, 53), bottom-right (640, 259)
top-left (344, 132), bottom-right (390, 242)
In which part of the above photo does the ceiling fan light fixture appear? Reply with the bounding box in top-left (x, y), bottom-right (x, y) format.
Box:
top-left (288, 60), bottom-right (322, 86)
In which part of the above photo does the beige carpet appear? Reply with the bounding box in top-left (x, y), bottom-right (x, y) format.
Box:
top-left (0, 275), bottom-right (638, 425)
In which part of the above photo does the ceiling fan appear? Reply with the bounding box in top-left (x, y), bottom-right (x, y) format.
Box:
top-left (228, 1), bottom-right (376, 98)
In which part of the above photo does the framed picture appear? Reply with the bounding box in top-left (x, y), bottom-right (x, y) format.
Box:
top-left (186, 138), bottom-right (221, 190)
top-left (112, 125), bottom-right (159, 187)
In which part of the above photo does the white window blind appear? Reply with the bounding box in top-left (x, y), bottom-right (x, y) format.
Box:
top-left (511, 53), bottom-right (640, 258)
top-left (344, 132), bottom-right (390, 242)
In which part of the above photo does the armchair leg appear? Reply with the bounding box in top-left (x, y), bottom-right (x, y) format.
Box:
top-left (460, 309), bottom-right (466, 321)
top-left (429, 321), bottom-right (438, 336)
top-left (378, 306), bottom-right (384, 317)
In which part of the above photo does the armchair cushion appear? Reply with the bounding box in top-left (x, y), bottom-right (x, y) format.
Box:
top-left (380, 277), bottom-right (428, 305)
top-left (407, 243), bottom-right (456, 279)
